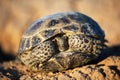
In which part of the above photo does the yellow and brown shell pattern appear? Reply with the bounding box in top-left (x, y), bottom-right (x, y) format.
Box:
top-left (17, 12), bottom-right (106, 72)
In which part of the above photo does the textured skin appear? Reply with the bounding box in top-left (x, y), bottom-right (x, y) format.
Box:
top-left (17, 12), bottom-right (106, 72)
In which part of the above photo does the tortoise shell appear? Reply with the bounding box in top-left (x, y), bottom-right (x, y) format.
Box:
top-left (17, 12), bottom-right (105, 72)
top-left (18, 12), bottom-right (104, 54)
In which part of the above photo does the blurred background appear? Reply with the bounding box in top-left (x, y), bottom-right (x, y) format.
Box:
top-left (0, 0), bottom-right (120, 56)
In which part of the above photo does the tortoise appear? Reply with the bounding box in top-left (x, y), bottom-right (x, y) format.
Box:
top-left (17, 12), bottom-right (106, 72)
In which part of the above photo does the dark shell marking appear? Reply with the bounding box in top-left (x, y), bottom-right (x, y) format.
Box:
top-left (17, 12), bottom-right (106, 72)
top-left (25, 21), bottom-right (43, 35)
top-left (68, 12), bottom-right (105, 38)
top-left (48, 19), bottom-right (59, 27)
top-left (60, 18), bottom-right (70, 24)
top-left (68, 13), bottom-right (84, 22)
top-left (32, 36), bottom-right (41, 47)
top-left (18, 38), bottom-right (30, 54)
top-left (44, 29), bottom-right (56, 38)
top-left (63, 25), bottom-right (79, 32)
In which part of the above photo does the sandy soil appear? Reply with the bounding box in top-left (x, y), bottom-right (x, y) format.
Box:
top-left (0, 45), bottom-right (120, 80)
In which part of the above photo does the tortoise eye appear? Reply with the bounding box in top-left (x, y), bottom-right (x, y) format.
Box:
top-left (49, 19), bottom-right (59, 27)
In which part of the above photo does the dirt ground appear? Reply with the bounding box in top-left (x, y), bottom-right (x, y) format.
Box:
top-left (0, 45), bottom-right (120, 80)
top-left (0, 0), bottom-right (120, 80)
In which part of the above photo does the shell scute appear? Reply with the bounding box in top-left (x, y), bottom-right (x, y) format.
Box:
top-left (67, 12), bottom-right (85, 23)
top-left (18, 38), bottom-right (30, 54)
top-left (48, 19), bottom-right (59, 27)
top-left (60, 17), bottom-right (70, 24)
top-left (32, 36), bottom-right (41, 47)
top-left (63, 25), bottom-right (79, 32)
top-left (18, 12), bottom-right (105, 54)
top-left (25, 20), bottom-right (43, 35)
